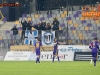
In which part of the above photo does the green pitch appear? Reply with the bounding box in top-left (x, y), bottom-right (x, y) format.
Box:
top-left (0, 61), bottom-right (100, 75)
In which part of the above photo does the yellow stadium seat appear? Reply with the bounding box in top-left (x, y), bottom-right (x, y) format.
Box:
top-left (84, 17), bottom-right (89, 20)
top-left (68, 40), bottom-right (72, 44)
top-left (84, 26), bottom-right (89, 30)
top-left (0, 36), bottom-right (2, 40)
top-left (27, 17), bottom-right (32, 21)
top-left (74, 23), bottom-right (78, 27)
top-left (32, 27), bottom-right (36, 30)
top-left (95, 20), bottom-right (99, 24)
top-left (64, 11), bottom-right (67, 15)
top-left (78, 33), bottom-right (83, 37)
top-left (79, 36), bottom-right (84, 40)
top-left (15, 20), bottom-right (20, 24)
top-left (19, 30), bottom-right (22, 34)
top-left (93, 7), bottom-right (97, 11)
top-left (72, 30), bottom-right (76, 34)
top-left (35, 14), bottom-right (39, 18)
top-left (59, 27), bottom-right (62, 30)
top-left (68, 20), bottom-right (72, 25)
top-left (80, 17), bottom-right (85, 20)
top-left (61, 14), bottom-right (65, 18)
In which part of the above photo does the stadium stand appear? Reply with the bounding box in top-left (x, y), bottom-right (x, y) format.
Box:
top-left (0, 4), bottom-right (100, 51)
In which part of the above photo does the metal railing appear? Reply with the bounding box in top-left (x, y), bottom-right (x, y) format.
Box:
top-left (0, 30), bottom-right (99, 51)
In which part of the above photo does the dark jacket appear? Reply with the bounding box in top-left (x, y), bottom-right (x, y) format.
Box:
top-left (37, 25), bottom-right (41, 30)
top-left (45, 26), bottom-right (51, 30)
top-left (21, 21), bottom-right (27, 30)
top-left (27, 22), bottom-right (32, 30)
top-left (41, 22), bottom-right (46, 30)
top-left (52, 20), bottom-right (59, 30)
top-left (11, 27), bottom-right (18, 35)
top-left (34, 25), bottom-right (41, 30)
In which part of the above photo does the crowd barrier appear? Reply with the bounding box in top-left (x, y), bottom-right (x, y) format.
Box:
top-left (0, 30), bottom-right (97, 52)
top-left (1, 45), bottom-right (99, 61)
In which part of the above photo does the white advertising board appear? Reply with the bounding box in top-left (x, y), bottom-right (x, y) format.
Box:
top-left (58, 45), bottom-right (91, 52)
top-left (4, 45), bottom-right (93, 61)
top-left (29, 51), bottom-right (74, 61)
top-left (4, 52), bottom-right (31, 61)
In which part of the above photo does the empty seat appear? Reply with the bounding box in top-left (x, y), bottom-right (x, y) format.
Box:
top-left (64, 11), bottom-right (67, 15)
top-left (27, 17), bottom-right (32, 21)
top-left (34, 14), bottom-right (39, 18)
top-left (80, 17), bottom-right (85, 20)
top-left (15, 20), bottom-right (20, 24)
top-left (68, 20), bottom-right (72, 25)
top-left (61, 14), bottom-right (65, 18)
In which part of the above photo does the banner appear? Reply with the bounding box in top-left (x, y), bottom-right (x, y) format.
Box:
top-left (74, 52), bottom-right (100, 61)
top-left (58, 48), bottom-right (74, 61)
top-left (5, 45), bottom-right (99, 61)
top-left (3, 51), bottom-right (74, 61)
top-left (58, 45), bottom-right (91, 52)
top-left (40, 51), bottom-right (53, 61)
top-left (24, 30), bottom-right (38, 45)
top-left (28, 51), bottom-right (74, 61)
top-left (0, 51), bottom-right (7, 60)
top-left (42, 31), bottom-right (55, 46)
top-left (4, 52), bottom-right (31, 61)
top-left (28, 51), bottom-right (53, 61)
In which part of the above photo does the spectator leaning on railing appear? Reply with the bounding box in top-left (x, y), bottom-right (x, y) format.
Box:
top-left (11, 25), bottom-right (18, 45)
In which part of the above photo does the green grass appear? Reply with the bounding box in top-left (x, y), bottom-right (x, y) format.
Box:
top-left (0, 61), bottom-right (100, 75)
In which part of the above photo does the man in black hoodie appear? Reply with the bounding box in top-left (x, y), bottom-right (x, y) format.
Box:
top-left (11, 25), bottom-right (18, 44)
top-left (21, 19), bottom-right (27, 39)
top-left (27, 20), bottom-right (32, 31)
